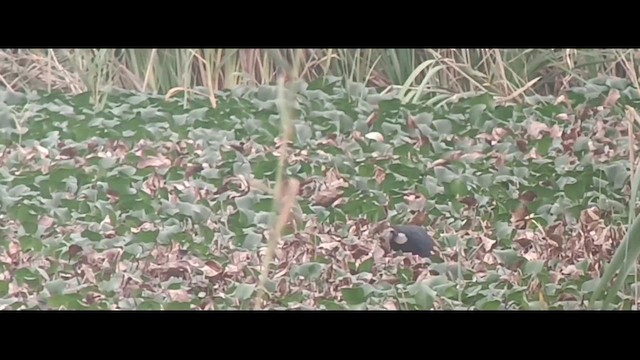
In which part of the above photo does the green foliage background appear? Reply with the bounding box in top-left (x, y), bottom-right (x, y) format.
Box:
top-left (0, 48), bottom-right (639, 310)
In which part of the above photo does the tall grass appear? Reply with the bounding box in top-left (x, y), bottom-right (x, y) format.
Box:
top-left (1, 49), bottom-right (638, 100)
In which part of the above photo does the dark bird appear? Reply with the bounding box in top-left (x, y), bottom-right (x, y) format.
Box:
top-left (382, 224), bottom-right (435, 258)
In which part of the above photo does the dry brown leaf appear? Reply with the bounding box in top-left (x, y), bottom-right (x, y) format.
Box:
top-left (277, 278), bottom-right (289, 297)
top-left (168, 289), bottom-right (191, 303)
top-left (404, 192), bottom-right (427, 211)
top-left (527, 120), bottom-right (550, 139)
top-left (272, 141), bottom-right (294, 162)
top-left (350, 244), bottom-right (371, 261)
top-left (512, 207), bottom-right (530, 229)
top-left (185, 164), bottom-right (204, 178)
top-left (59, 146), bottom-right (78, 158)
top-left (407, 114), bottom-right (418, 130)
top-left (373, 245), bottom-right (387, 260)
top-left (131, 222), bottom-right (156, 234)
top-left (492, 128), bottom-right (509, 141)
top-left (366, 112), bottom-right (379, 127)
top-left (137, 155), bottom-right (171, 169)
top-left (460, 152), bottom-right (485, 162)
top-left (409, 211), bottom-right (428, 226)
top-left (525, 147), bottom-right (542, 160)
top-left (459, 196), bottom-right (478, 208)
top-left (317, 241), bottom-right (341, 251)
top-left (522, 250), bottom-right (539, 261)
top-left (104, 189), bottom-right (119, 203)
top-left (603, 88), bottom-right (621, 108)
top-left (80, 264), bottom-right (97, 284)
top-left (482, 253), bottom-right (497, 265)
top-left (68, 244), bottom-right (83, 258)
top-left (314, 189), bottom-right (341, 207)
top-left (38, 216), bottom-right (55, 229)
top-left (493, 152), bottom-right (507, 168)
top-left (383, 301), bottom-right (398, 310)
top-left (8, 241), bottom-right (21, 263)
top-left (561, 265), bottom-right (583, 277)
top-left (374, 166), bottom-right (386, 184)
top-left (104, 248), bottom-right (123, 264)
top-left (85, 292), bottom-right (106, 305)
top-left (217, 176), bottom-right (250, 199)
top-left (364, 132), bottom-right (384, 142)
top-left (550, 125), bottom-right (563, 139)
top-left (429, 158), bottom-right (450, 169)
top-left (481, 237), bottom-right (497, 252)
top-left (519, 191), bottom-right (538, 205)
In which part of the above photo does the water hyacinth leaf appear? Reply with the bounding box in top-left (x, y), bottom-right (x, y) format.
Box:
top-left (0, 64), bottom-right (636, 310)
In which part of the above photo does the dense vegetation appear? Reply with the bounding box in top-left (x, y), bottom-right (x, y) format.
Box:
top-left (3, 49), bottom-right (639, 100)
top-left (1, 48), bottom-right (640, 310)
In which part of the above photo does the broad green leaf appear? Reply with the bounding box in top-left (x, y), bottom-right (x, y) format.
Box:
top-left (234, 284), bottom-right (256, 301)
top-left (407, 281), bottom-right (437, 310)
top-left (341, 287), bottom-right (367, 305)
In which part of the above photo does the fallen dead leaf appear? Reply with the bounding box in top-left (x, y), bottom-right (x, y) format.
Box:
top-left (519, 191), bottom-right (538, 205)
top-left (364, 132), bottom-right (384, 142)
top-left (366, 112), bottom-right (379, 127)
top-left (38, 216), bottom-right (55, 229)
top-left (460, 152), bottom-right (485, 162)
top-left (168, 289), bottom-right (191, 303)
top-left (137, 155), bottom-right (171, 169)
top-left (481, 237), bottom-right (497, 252)
top-left (429, 158), bottom-right (450, 169)
top-left (493, 152), bottom-right (507, 168)
top-left (80, 264), bottom-right (97, 284)
top-left (527, 120), bottom-right (550, 139)
top-left (404, 192), bottom-right (427, 211)
top-left (85, 292), bottom-right (106, 305)
top-left (549, 125), bottom-right (563, 139)
top-left (492, 128), bottom-right (509, 142)
top-left (68, 244), bottom-right (83, 258)
top-left (603, 88), bottom-right (621, 108)
top-left (8, 241), bottom-right (21, 264)
top-left (459, 197), bottom-right (478, 209)
top-left (314, 188), bottom-right (343, 207)
top-left (409, 211), bottom-right (428, 226)
top-left (374, 166), bottom-right (386, 184)
top-left (383, 301), bottom-right (398, 310)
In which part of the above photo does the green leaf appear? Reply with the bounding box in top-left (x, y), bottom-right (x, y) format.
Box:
top-left (99, 274), bottom-right (124, 294)
top-left (524, 260), bottom-right (545, 277)
top-left (449, 179), bottom-right (469, 196)
top-left (291, 263), bottom-right (325, 281)
top-left (341, 287), bottom-right (367, 305)
top-left (407, 281), bottom-right (437, 309)
top-left (165, 302), bottom-right (192, 310)
top-left (47, 294), bottom-right (87, 310)
top-left (0, 280), bottom-right (9, 296)
top-left (320, 300), bottom-right (345, 310)
top-left (45, 279), bottom-right (66, 296)
top-left (134, 230), bottom-right (159, 243)
top-left (234, 283), bottom-right (256, 301)
top-left (494, 249), bottom-right (524, 268)
top-left (603, 163), bottom-right (629, 190)
top-left (138, 300), bottom-right (162, 310)
top-left (432, 119), bottom-right (452, 134)
top-left (494, 222), bottom-right (514, 241)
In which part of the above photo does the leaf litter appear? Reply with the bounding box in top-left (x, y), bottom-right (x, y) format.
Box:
top-left (0, 78), bottom-right (638, 309)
